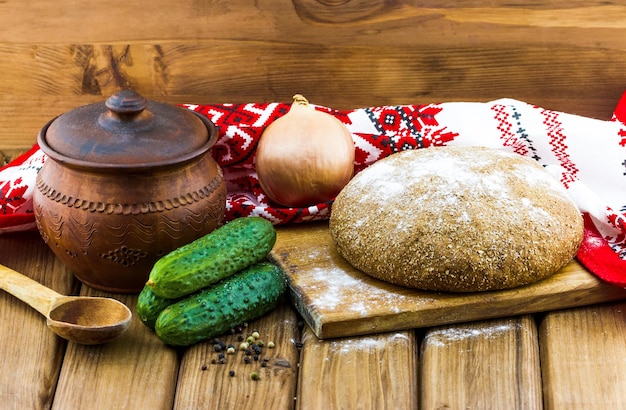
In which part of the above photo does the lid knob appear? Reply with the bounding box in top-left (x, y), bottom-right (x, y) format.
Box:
top-left (105, 90), bottom-right (147, 118)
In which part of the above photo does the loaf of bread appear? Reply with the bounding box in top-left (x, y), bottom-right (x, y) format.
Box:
top-left (329, 146), bottom-right (584, 292)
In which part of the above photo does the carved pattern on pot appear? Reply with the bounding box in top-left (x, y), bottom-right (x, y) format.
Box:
top-left (101, 246), bottom-right (148, 267)
top-left (35, 177), bottom-right (226, 261)
top-left (34, 203), bottom-right (62, 246)
top-left (35, 174), bottom-right (223, 215)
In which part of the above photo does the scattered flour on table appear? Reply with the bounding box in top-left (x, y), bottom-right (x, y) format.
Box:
top-left (424, 323), bottom-right (516, 347)
top-left (325, 333), bottom-right (411, 356)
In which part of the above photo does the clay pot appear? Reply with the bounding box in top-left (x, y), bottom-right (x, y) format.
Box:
top-left (34, 90), bottom-right (227, 294)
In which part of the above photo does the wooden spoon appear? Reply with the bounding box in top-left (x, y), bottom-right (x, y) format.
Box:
top-left (0, 263), bottom-right (132, 345)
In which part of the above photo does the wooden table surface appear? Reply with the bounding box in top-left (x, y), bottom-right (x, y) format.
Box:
top-left (3, 225), bottom-right (626, 409)
top-left (3, 1), bottom-right (626, 408)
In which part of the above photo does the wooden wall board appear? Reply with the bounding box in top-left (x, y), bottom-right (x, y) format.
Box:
top-left (2, 1), bottom-right (626, 152)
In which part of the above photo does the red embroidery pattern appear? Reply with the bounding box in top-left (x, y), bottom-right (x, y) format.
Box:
top-left (0, 177), bottom-right (28, 214)
top-left (190, 102), bottom-right (290, 169)
top-left (606, 206), bottom-right (626, 258)
top-left (611, 95), bottom-right (626, 148)
top-left (491, 104), bottom-right (530, 156)
top-left (541, 109), bottom-right (579, 188)
top-left (616, 123), bottom-right (626, 148)
top-left (610, 109), bottom-right (626, 179)
top-left (363, 105), bottom-right (457, 153)
top-left (0, 147), bottom-right (45, 217)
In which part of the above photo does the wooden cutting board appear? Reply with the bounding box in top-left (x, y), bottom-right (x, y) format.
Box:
top-left (269, 221), bottom-right (626, 339)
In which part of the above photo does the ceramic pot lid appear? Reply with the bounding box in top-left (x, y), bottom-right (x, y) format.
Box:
top-left (39, 90), bottom-right (216, 168)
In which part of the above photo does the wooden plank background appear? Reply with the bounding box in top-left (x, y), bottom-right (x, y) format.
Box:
top-left (1, 0), bottom-right (626, 155)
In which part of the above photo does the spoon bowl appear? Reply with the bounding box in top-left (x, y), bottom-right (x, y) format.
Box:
top-left (0, 263), bottom-right (132, 345)
top-left (48, 296), bottom-right (132, 345)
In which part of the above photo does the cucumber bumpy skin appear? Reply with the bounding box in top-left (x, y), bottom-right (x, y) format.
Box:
top-left (136, 285), bottom-right (181, 330)
top-left (154, 262), bottom-right (287, 347)
top-left (147, 216), bottom-right (276, 299)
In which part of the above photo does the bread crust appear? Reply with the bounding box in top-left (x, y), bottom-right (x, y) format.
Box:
top-left (329, 146), bottom-right (584, 292)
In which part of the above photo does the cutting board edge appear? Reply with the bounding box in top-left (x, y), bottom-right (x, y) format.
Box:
top-left (304, 286), bottom-right (626, 339)
top-left (285, 285), bottom-right (325, 337)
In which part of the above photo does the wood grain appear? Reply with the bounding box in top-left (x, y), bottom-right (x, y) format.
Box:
top-left (270, 222), bottom-right (626, 339)
top-left (1, 1), bottom-right (626, 408)
top-left (2, 0), bottom-right (626, 152)
top-left (0, 232), bottom-right (74, 410)
top-left (297, 326), bottom-right (419, 409)
top-left (539, 302), bottom-right (626, 409)
top-left (52, 290), bottom-right (179, 410)
top-left (173, 298), bottom-right (300, 410)
top-left (421, 315), bottom-right (542, 408)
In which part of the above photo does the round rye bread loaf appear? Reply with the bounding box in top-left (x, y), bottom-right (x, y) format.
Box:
top-left (329, 146), bottom-right (584, 292)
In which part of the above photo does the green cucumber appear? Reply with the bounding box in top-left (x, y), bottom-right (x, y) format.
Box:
top-left (136, 285), bottom-right (181, 330)
top-left (154, 262), bottom-right (286, 347)
top-left (147, 216), bottom-right (276, 299)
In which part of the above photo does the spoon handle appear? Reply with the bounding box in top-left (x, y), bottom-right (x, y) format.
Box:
top-left (0, 263), bottom-right (62, 317)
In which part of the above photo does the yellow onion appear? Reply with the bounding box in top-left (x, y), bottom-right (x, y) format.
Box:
top-left (255, 94), bottom-right (355, 207)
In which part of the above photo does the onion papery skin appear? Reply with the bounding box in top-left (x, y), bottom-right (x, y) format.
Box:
top-left (255, 95), bottom-right (355, 208)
